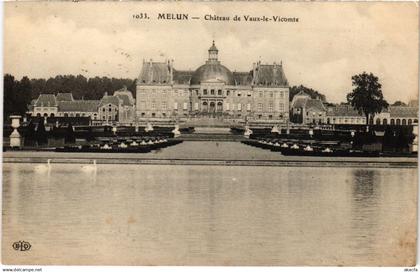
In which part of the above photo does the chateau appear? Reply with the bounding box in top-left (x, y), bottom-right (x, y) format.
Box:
top-left (136, 41), bottom-right (290, 124)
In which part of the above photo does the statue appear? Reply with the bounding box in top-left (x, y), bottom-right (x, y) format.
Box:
top-left (244, 125), bottom-right (253, 138)
top-left (145, 122), bottom-right (154, 132)
top-left (172, 124), bottom-right (181, 137)
top-left (9, 115), bottom-right (22, 148)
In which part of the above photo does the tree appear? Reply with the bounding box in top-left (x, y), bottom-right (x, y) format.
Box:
top-left (289, 85), bottom-right (326, 102)
top-left (392, 101), bottom-right (407, 106)
top-left (346, 72), bottom-right (388, 126)
top-left (35, 119), bottom-right (48, 146)
top-left (64, 122), bottom-right (76, 144)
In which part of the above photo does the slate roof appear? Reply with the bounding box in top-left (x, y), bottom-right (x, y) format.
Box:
top-left (34, 94), bottom-right (57, 107)
top-left (173, 70), bottom-right (192, 85)
top-left (233, 72), bottom-right (252, 86)
top-left (56, 93), bottom-right (74, 102)
top-left (253, 64), bottom-right (289, 87)
top-left (326, 105), bottom-right (364, 117)
top-left (138, 62), bottom-right (171, 84)
top-left (389, 106), bottom-right (418, 118)
top-left (292, 98), bottom-right (308, 109)
top-left (114, 87), bottom-right (135, 106)
top-left (99, 96), bottom-right (120, 107)
top-left (305, 99), bottom-right (326, 112)
top-left (58, 100), bottom-right (100, 112)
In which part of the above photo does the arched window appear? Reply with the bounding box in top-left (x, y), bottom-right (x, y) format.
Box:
top-left (64, 113), bottom-right (68, 117)
top-left (327, 118), bottom-right (330, 124)
top-left (36, 113), bottom-right (41, 117)
top-left (202, 101), bottom-right (208, 112)
top-left (396, 119), bottom-right (401, 125)
top-left (402, 119), bottom-right (407, 125)
top-left (50, 113), bottom-right (55, 117)
top-left (76, 113), bottom-right (80, 117)
top-left (383, 119), bottom-right (388, 125)
top-left (408, 119), bottom-right (412, 125)
top-left (43, 113), bottom-right (48, 117)
top-left (390, 119), bottom-right (395, 125)
top-left (375, 119), bottom-right (381, 125)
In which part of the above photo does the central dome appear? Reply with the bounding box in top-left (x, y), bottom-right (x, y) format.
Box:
top-left (190, 41), bottom-right (235, 85)
top-left (190, 62), bottom-right (235, 85)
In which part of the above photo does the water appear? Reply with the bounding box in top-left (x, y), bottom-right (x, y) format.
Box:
top-left (2, 163), bottom-right (417, 265)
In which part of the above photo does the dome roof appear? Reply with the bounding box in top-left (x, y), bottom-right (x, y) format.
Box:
top-left (190, 62), bottom-right (235, 85)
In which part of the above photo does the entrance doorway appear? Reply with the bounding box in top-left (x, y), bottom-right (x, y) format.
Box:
top-left (209, 102), bottom-right (216, 113)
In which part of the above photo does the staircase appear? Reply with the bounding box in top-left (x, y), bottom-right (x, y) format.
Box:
top-left (178, 126), bottom-right (245, 142)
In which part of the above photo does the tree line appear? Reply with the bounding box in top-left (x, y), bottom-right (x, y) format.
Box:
top-left (4, 72), bottom-right (392, 127)
top-left (4, 74), bottom-right (137, 119)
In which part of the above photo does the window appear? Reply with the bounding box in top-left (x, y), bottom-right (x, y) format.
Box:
top-left (203, 89), bottom-right (208, 95)
top-left (279, 91), bottom-right (284, 99)
top-left (174, 102), bottom-right (178, 110)
top-left (161, 102), bottom-right (167, 110)
top-left (226, 90), bottom-right (230, 96)
top-left (257, 103), bottom-right (263, 112)
top-left (279, 102), bottom-right (284, 112)
top-left (162, 90), bottom-right (167, 95)
top-left (226, 103), bottom-right (230, 111)
top-left (237, 103), bottom-right (242, 111)
top-left (218, 89), bottom-right (222, 95)
top-left (269, 92), bottom-right (273, 98)
top-left (268, 103), bottom-right (273, 112)
top-left (194, 103), bottom-right (199, 110)
top-left (183, 102), bottom-right (188, 110)
top-left (259, 91), bottom-right (263, 98)
top-left (269, 115), bottom-right (273, 119)
top-left (141, 113), bottom-right (145, 117)
top-left (140, 101), bottom-right (146, 109)
top-left (195, 90), bottom-right (198, 95)
top-left (162, 113), bottom-right (166, 117)
top-left (247, 92), bottom-right (252, 97)
top-left (237, 92), bottom-right (241, 97)
top-left (184, 90), bottom-right (188, 96)
top-left (247, 103), bottom-right (251, 111)
top-left (211, 89), bottom-right (215, 95)
top-left (152, 113), bottom-right (156, 117)
top-left (151, 102), bottom-right (156, 110)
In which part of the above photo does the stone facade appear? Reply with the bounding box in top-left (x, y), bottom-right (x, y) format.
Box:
top-left (290, 91), bottom-right (326, 124)
top-left (136, 41), bottom-right (290, 123)
top-left (29, 87), bottom-right (136, 125)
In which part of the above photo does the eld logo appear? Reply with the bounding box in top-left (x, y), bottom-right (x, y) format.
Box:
top-left (12, 241), bottom-right (31, 251)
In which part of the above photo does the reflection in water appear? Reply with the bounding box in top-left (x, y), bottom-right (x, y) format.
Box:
top-left (349, 169), bottom-right (381, 258)
top-left (2, 163), bottom-right (417, 266)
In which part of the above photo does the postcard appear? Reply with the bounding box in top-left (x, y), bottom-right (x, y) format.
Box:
top-left (2, 1), bottom-right (418, 267)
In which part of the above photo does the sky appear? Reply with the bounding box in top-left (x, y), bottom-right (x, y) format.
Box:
top-left (4, 2), bottom-right (419, 103)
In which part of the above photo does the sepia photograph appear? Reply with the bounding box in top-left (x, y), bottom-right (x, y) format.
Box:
top-left (2, 1), bottom-right (418, 268)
